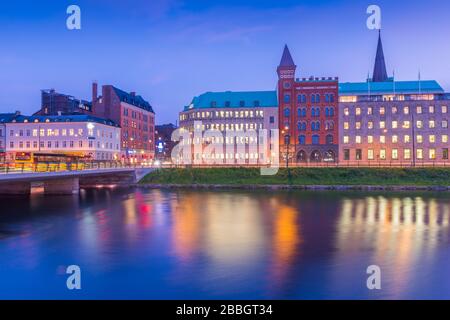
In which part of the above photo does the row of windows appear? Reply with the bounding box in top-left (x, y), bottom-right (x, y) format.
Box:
top-left (343, 120), bottom-right (448, 130)
top-left (284, 107), bottom-right (336, 118)
top-left (9, 128), bottom-right (116, 139)
top-left (123, 108), bottom-right (154, 122)
top-left (296, 134), bottom-right (334, 145)
top-left (9, 140), bottom-right (119, 150)
top-left (284, 93), bottom-right (335, 104)
top-left (343, 148), bottom-right (449, 161)
top-left (343, 105), bottom-right (448, 116)
top-left (181, 109), bottom-right (266, 121)
top-left (285, 120), bottom-right (335, 132)
top-left (343, 134), bottom-right (449, 144)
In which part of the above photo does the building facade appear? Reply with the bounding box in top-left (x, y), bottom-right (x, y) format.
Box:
top-left (0, 113), bottom-right (17, 163)
top-left (178, 91), bottom-right (279, 165)
top-left (277, 45), bottom-right (339, 164)
top-left (155, 123), bottom-right (178, 162)
top-left (92, 83), bottom-right (155, 164)
top-left (4, 114), bottom-right (121, 163)
top-left (34, 89), bottom-right (92, 116)
top-left (339, 32), bottom-right (450, 166)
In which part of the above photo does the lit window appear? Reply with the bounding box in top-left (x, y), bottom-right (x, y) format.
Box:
top-left (429, 149), bottom-right (436, 160)
top-left (417, 135), bottom-right (423, 143)
top-left (402, 121), bottom-right (410, 129)
top-left (380, 136), bottom-right (386, 143)
top-left (429, 120), bottom-right (435, 129)
top-left (380, 107), bottom-right (385, 115)
top-left (368, 121), bottom-right (374, 129)
top-left (367, 107), bottom-right (373, 115)
top-left (344, 108), bottom-right (349, 116)
top-left (392, 121), bottom-right (398, 129)
top-left (356, 136), bottom-right (362, 144)
top-left (368, 135), bottom-right (373, 144)
top-left (442, 106), bottom-right (448, 114)
top-left (416, 106), bottom-right (423, 114)
top-left (392, 149), bottom-right (398, 160)
top-left (344, 122), bottom-right (349, 130)
top-left (403, 107), bottom-right (409, 115)
top-left (380, 149), bottom-right (386, 160)
top-left (404, 149), bottom-right (411, 160)
top-left (392, 106), bottom-right (398, 114)
top-left (368, 149), bottom-right (374, 160)
top-left (355, 122), bottom-right (361, 130)
top-left (392, 135), bottom-right (398, 143)
top-left (442, 120), bottom-right (448, 128)
top-left (429, 135), bottom-right (436, 143)
top-left (417, 149), bottom-right (423, 160)
top-left (404, 135), bottom-right (410, 143)
top-left (380, 121), bottom-right (386, 129)
top-left (416, 120), bottom-right (423, 129)
top-left (443, 135), bottom-right (448, 143)
top-left (429, 106), bottom-right (435, 114)
top-left (343, 136), bottom-right (349, 144)
top-left (356, 108), bottom-right (361, 116)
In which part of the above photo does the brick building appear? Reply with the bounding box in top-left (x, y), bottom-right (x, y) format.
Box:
top-left (34, 89), bottom-right (92, 116)
top-left (92, 83), bottom-right (155, 164)
top-left (277, 45), bottom-right (339, 164)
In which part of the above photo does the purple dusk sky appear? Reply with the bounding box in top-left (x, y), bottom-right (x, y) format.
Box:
top-left (0, 0), bottom-right (449, 123)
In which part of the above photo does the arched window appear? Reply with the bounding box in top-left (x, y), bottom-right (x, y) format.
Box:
top-left (310, 150), bottom-right (321, 162)
top-left (312, 135), bottom-right (320, 145)
top-left (284, 94), bottom-right (291, 103)
top-left (324, 150), bottom-right (336, 162)
top-left (302, 108), bottom-right (307, 117)
top-left (326, 134), bottom-right (334, 145)
top-left (311, 108), bottom-right (316, 117)
top-left (297, 108), bottom-right (301, 117)
top-left (325, 107), bottom-right (329, 117)
top-left (316, 94), bottom-right (320, 103)
top-left (284, 108), bottom-right (290, 117)
top-left (316, 107), bottom-right (320, 117)
top-left (297, 150), bottom-right (307, 162)
top-left (298, 135), bottom-right (306, 145)
top-left (330, 107), bottom-right (334, 116)
top-left (311, 94), bottom-right (315, 104)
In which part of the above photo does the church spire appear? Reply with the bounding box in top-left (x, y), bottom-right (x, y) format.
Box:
top-left (279, 44), bottom-right (296, 67)
top-left (372, 30), bottom-right (388, 82)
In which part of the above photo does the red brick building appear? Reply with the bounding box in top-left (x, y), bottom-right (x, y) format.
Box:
top-left (92, 83), bottom-right (155, 164)
top-left (277, 45), bottom-right (339, 164)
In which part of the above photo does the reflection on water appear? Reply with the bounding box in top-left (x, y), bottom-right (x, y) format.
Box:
top-left (0, 189), bottom-right (449, 299)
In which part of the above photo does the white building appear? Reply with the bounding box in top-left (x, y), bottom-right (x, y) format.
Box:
top-left (5, 114), bottom-right (121, 163)
top-left (0, 113), bottom-right (17, 163)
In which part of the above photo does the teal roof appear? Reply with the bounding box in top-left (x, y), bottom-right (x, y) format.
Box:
top-left (339, 80), bottom-right (444, 95)
top-left (185, 91), bottom-right (277, 111)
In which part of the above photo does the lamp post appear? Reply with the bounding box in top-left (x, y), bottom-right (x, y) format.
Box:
top-left (284, 133), bottom-right (292, 183)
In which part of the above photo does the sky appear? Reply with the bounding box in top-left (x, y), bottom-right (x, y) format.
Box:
top-left (1, 0), bottom-right (449, 124)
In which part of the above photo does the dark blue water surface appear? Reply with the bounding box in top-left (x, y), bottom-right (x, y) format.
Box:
top-left (1, 188), bottom-right (450, 300)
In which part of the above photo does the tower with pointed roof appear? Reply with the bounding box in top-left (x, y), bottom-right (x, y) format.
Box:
top-left (277, 45), bottom-right (297, 80)
top-left (372, 30), bottom-right (388, 82)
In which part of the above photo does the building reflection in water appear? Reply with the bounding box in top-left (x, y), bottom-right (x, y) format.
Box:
top-left (333, 195), bottom-right (450, 298)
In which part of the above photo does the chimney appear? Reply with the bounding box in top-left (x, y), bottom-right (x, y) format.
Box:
top-left (92, 82), bottom-right (98, 102)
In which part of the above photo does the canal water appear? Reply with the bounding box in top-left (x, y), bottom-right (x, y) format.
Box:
top-left (0, 188), bottom-right (449, 299)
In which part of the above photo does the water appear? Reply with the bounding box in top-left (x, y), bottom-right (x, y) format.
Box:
top-left (0, 188), bottom-right (449, 300)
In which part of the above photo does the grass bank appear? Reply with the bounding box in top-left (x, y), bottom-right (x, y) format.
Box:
top-left (140, 167), bottom-right (450, 186)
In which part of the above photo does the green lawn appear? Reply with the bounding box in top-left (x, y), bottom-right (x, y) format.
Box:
top-left (140, 167), bottom-right (450, 186)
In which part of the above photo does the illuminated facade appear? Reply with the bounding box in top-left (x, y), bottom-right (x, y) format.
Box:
top-left (0, 113), bottom-right (17, 162)
top-left (178, 91), bottom-right (278, 164)
top-left (277, 45), bottom-right (339, 164)
top-left (4, 114), bottom-right (121, 162)
top-left (339, 32), bottom-right (450, 165)
top-left (92, 83), bottom-right (155, 164)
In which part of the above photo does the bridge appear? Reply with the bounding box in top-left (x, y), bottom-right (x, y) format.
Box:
top-left (0, 166), bottom-right (154, 195)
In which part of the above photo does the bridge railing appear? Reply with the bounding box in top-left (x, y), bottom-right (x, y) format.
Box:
top-left (0, 162), bottom-right (153, 174)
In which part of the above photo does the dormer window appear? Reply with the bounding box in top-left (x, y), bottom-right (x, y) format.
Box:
top-left (225, 101), bottom-right (231, 108)
top-left (210, 101), bottom-right (217, 108)
top-left (239, 101), bottom-right (245, 108)
top-left (254, 100), bottom-right (260, 107)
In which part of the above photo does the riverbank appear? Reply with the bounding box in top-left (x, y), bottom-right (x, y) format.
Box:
top-left (139, 167), bottom-right (450, 190)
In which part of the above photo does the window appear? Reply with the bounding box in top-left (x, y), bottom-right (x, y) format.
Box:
top-left (312, 135), bottom-right (320, 145)
top-left (356, 108), bottom-right (361, 116)
top-left (298, 135), bottom-right (306, 145)
top-left (404, 149), bottom-right (411, 160)
top-left (380, 136), bottom-right (386, 144)
top-left (344, 122), bottom-right (349, 130)
top-left (442, 120), bottom-right (448, 128)
top-left (368, 135), bottom-right (374, 144)
top-left (417, 135), bottom-right (423, 143)
top-left (284, 94), bottom-right (291, 103)
top-left (368, 149), bottom-right (374, 160)
top-left (380, 121), bottom-right (385, 129)
top-left (429, 106), bottom-right (435, 114)
top-left (443, 149), bottom-right (449, 160)
top-left (343, 136), bottom-right (349, 144)
top-left (380, 107), bottom-right (385, 115)
top-left (443, 135), bottom-right (448, 143)
top-left (429, 120), bottom-right (435, 129)
top-left (392, 135), bottom-right (398, 143)
top-left (355, 122), bottom-right (361, 130)
top-left (416, 106), bottom-right (423, 114)
top-left (442, 106), bottom-right (448, 114)
top-left (429, 135), bottom-right (436, 143)
top-left (344, 108), bottom-right (349, 116)
top-left (404, 135), bottom-right (411, 143)
top-left (326, 135), bottom-right (334, 145)
top-left (367, 107), bottom-right (373, 115)
top-left (417, 149), bottom-right (423, 160)
top-left (355, 136), bottom-right (362, 144)
top-left (284, 108), bottom-right (290, 117)
top-left (403, 106), bottom-right (409, 115)
top-left (380, 149), bottom-right (386, 160)
top-left (392, 149), bottom-right (399, 160)
top-left (402, 121), bottom-right (410, 129)
top-left (368, 121), bottom-right (374, 129)
top-left (269, 116), bottom-right (275, 124)
top-left (416, 120), bottom-right (423, 129)
top-left (356, 149), bottom-right (362, 160)
top-left (392, 121), bottom-right (398, 129)
top-left (344, 149), bottom-right (350, 161)
top-left (429, 149), bottom-right (436, 160)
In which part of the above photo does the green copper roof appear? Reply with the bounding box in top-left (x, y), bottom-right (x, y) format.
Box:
top-left (339, 80), bottom-right (444, 95)
top-left (185, 91), bottom-right (278, 111)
